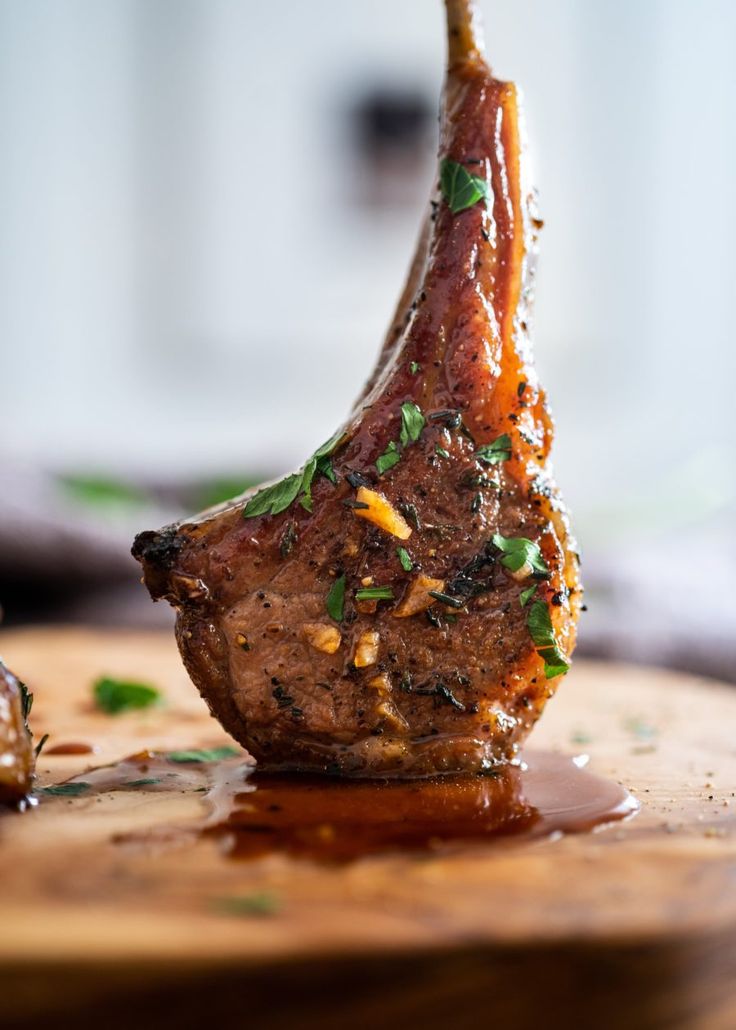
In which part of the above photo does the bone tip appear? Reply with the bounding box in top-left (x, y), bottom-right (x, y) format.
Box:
top-left (445, 0), bottom-right (486, 68)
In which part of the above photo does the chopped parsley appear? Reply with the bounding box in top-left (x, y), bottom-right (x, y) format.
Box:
top-left (355, 586), bottom-right (394, 602)
top-left (167, 747), bottom-right (240, 763)
top-left (527, 600), bottom-right (569, 678)
top-left (409, 361), bottom-right (421, 375)
top-left (39, 782), bottom-right (90, 797)
top-left (519, 584), bottom-right (537, 608)
top-left (435, 445), bottom-right (450, 459)
top-left (376, 440), bottom-right (401, 476)
top-left (326, 573), bottom-right (346, 622)
top-left (440, 158), bottom-right (489, 214)
top-left (475, 434), bottom-right (512, 465)
top-left (491, 534), bottom-right (549, 576)
top-left (214, 891), bottom-right (281, 917)
top-left (93, 676), bottom-right (161, 715)
top-left (396, 546), bottom-right (413, 572)
top-left (243, 430), bottom-right (344, 519)
top-left (399, 402), bottom-right (425, 447)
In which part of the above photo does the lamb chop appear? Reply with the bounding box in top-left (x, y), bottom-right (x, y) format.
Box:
top-left (0, 659), bottom-right (35, 805)
top-left (133, 0), bottom-right (581, 777)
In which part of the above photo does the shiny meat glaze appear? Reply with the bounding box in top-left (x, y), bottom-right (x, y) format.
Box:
top-left (133, 0), bottom-right (581, 776)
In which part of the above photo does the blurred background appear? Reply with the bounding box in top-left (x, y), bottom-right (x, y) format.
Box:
top-left (1, 0), bottom-right (734, 679)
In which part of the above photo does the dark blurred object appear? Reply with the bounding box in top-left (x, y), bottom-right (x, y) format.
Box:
top-left (348, 85), bottom-right (434, 208)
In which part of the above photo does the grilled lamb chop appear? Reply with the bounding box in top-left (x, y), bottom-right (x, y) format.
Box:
top-left (0, 659), bottom-right (34, 805)
top-left (133, 0), bottom-right (581, 777)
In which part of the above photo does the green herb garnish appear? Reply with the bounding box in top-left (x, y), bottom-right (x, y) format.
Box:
top-left (475, 434), bottom-right (512, 465)
top-left (167, 747), bottom-right (240, 764)
top-left (435, 446), bottom-right (450, 459)
top-left (124, 778), bottom-right (162, 788)
top-left (409, 361), bottom-right (421, 375)
top-left (243, 430), bottom-right (344, 519)
top-left (376, 440), bottom-right (401, 476)
top-left (491, 534), bottom-right (549, 576)
top-left (93, 676), bottom-right (162, 715)
top-left (527, 600), bottom-right (569, 678)
top-left (326, 574), bottom-right (346, 622)
top-left (214, 891), bottom-right (282, 917)
top-left (60, 475), bottom-right (148, 508)
top-left (399, 402), bottom-right (425, 447)
top-left (40, 782), bottom-right (90, 797)
top-left (440, 159), bottom-right (489, 215)
top-left (519, 584), bottom-right (537, 608)
top-left (396, 547), bottom-right (413, 572)
top-left (355, 586), bottom-right (394, 602)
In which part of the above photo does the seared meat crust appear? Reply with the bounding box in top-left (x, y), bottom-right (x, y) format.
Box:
top-left (133, 1), bottom-right (581, 776)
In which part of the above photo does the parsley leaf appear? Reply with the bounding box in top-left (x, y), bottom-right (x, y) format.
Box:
top-left (40, 782), bottom-right (90, 797)
top-left (399, 402), bottom-right (425, 447)
top-left (355, 585), bottom-right (394, 601)
top-left (167, 747), bottom-right (240, 763)
top-left (214, 891), bottom-right (281, 917)
top-left (326, 574), bottom-right (346, 622)
top-left (475, 434), bottom-right (512, 465)
top-left (527, 600), bottom-right (569, 678)
top-left (376, 440), bottom-right (401, 476)
top-left (519, 584), bottom-right (537, 608)
top-left (409, 361), bottom-right (421, 375)
top-left (396, 546), bottom-right (413, 572)
top-left (440, 159), bottom-right (489, 214)
top-left (93, 676), bottom-right (161, 715)
top-left (243, 430), bottom-right (344, 519)
top-left (491, 534), bottom-right (549, 576)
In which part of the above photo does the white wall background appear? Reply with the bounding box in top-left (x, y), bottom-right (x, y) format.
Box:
top-left (2, 0), bottom-right (735, 550)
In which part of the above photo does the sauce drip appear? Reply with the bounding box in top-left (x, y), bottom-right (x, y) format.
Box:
top-left (41, 750), bottom-right (637, 862)
top-left (44, 742), bottom-right (96, 756)
top-left (211, 751), bottom-right (637, 862)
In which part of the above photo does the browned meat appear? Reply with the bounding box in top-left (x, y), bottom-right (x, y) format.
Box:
top-left (133, 0), bottom-right (581, 776)
top-left (0, 659), bottom-right (34, 805)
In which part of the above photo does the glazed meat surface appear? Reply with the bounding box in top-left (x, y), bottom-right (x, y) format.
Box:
top-left (0, 659), bottom-right (34, 805)
top-left (133, 0), bottom-right (581, 776)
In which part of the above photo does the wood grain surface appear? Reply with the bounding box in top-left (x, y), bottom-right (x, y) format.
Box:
top-left (0, 626), bottom-right (734, 1030)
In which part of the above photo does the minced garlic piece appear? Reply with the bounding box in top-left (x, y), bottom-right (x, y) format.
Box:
top-left (361, 575), bottom-right (374, 587)
top-left (393, 575), bottom-right (445, 618)
top-left (302, 623), bottom-right (341, 654)
top-left (353, 487), bottom-right (412, 540)
top-left (353, 629), bottom-right (380, 668)
top-left (508, 561), bottom-right (534, 581)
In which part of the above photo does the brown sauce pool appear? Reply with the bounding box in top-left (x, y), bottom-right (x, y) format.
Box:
top-left (40, 749), bottom-right (638, 862)
top-left (210, 752), bottom-right (636, 861)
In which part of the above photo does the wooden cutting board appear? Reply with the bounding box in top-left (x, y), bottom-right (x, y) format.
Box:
top-left (0, 626), bottom-right (734, 1030)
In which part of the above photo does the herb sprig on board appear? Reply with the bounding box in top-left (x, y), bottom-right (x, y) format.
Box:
top-left (93, 676), bottom-right (162, 715)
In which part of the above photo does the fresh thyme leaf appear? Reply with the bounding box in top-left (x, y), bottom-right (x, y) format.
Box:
top-left (475, 434), bottom-right (512, 465)
top-left (519, 584), bottom-right (537, 608)
top-left (376, 440), bottom-right (401, 475)
top-left (124, 778), bottom-right (162, 788)
top-left (409, 361), bottom-right (421, 375)
top-left (527, 600), bottom-right (569, 678)
top-left (435, 446), bottom-right (450, 459)
top-left (34, 733), bottom-right (49, 758)
top-left (440, 158), bottom-right (489, 215)
top-left (355, 586), bottom-right (394, 602)
top-left (167, 747), bottom-right (240, 763)
top-left (428, 591), bottom-right (465, 609)
top-left (399, 402), bottom-right (425, 447)
top-left (18, 680), bottom-right (33, 722)
top-left (93, 676), bottom-right (161, 715)
top-left (214, 891), bottom-right (281, 917)
top-left (326, 573), bottom-right (346, 622)
top-left (40, 782), bottom-right (90, 797)
top-left (491, 534), bottom-right (549, 576)
top-left (396, 546), bottom-right (413, 572)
